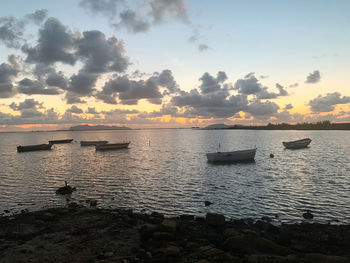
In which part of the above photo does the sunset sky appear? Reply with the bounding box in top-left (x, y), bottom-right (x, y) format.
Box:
top-left (0, 0), bottom-right (349, 131)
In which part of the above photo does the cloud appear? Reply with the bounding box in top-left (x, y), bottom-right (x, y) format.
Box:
top-left (87, 107), bottom-right (98, 114)
top-left (68, 70), bottom-right (98, 95)
top-left (234, 73), bottom-right (262, 95)
top-left (25, 9), bottom-right (48, 25)
top-left (308, 92), bottom-right (350, 113)
top-left (148, 0), bottom-right (189, 24)
top-left (9, 98), bottom-right (43, 111)
top-left (199, 71), bottom-right (227, 94)
top-left (0, 16), bottom-right (25, 48)
top-left (76, 30), bottom-right (129, 73)
top-left (246, 100), bottom-right (280, 117)
top-left (22, 18), bottom-right (77, 66)
top-left (67, 105), bottom-right (83, 114)
top-left (79, 0), bottom-right (123, 17)
top-left (171, 88), bottom-right (248, 118)
top-left (305, 70), bottom-right (321, 84)
top-left (17, 78), bottom-right (61, 95)
top-left (198, 44), bottom-right (210, 52)
top-left (46, 71), bottom-right (68, 90)
top-left (96, 69), bottom-right (178, 104)
top-left (114, 10), bottom-right (150, 33)
top-left (0, 55), bottom-right (21, 98)
top-left (289, 82), bottom-right (298, 88)
top-left (65, 93), bottom-right (87, 104)
top-left (284, 104), bottom-right (293, 110)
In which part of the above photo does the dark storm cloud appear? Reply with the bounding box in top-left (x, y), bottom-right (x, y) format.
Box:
top-left (0, 16), bottom-right (25, 48)
top-left (246, 100), bottom-right (279, 117)
top-left (67, 105), bottom-right (83, 114)
top-left (305, 70), bottom-right (321, 84)
top-left (308, 92), bottom-right (350, 113)
top-left (17, 78), bottom-right (61, 95)
top-left (234, 73), bottom-right (262, 95)
top-left (0, 56), bottom-right (21, 98)
top-left (68, 70), bottom-right (98, 95)
top-left (148, 0), bottom-right (189, 24)
top-left (79, 0), bottom-right (124, 17)
top-left (115, 10), bottom-right (150, 33)
top-left (9, 98), bottom-right (43, 111)
top-left (22, 18), bottom-right (77, 66)
top-left (76, 30), bottom-right (129, 73)
top-left (199, 71), bottom-right (227, 94)
top-left (25, 9), bottom-right (48, 25)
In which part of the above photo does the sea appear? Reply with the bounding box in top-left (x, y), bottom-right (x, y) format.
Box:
top-left (1, 129), bottom-right (350, 224)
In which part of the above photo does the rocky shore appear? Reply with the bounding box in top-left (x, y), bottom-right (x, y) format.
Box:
top-left (1, 205), bottom-right (350, 263)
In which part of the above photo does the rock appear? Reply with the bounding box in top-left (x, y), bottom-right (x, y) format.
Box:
top-left (68, 202), bottom-right (79, 208)
top-left (56, 181), bottom-right (76, 195)
top-left (180, 214), bottom-right (194, 220)
top-left (90, 200), bottom-right (97, 207)
top-left (245, 254), bottom-right (299, 263)
top-left (161, 219), bottom-right (176, 233)
top-left (196, 260), bottom-right (210, 263)
top-left (303, 211), bottom-right (313, 219)
top-left (139, 224), bottom-right (157, 241)
top-left (223, 234), bottom-right (293, 256)
top-left (152, 232), bottom-right (174, 242)
top-left (305, 253), bottom-right (349, 263)
top-left (223, 228), bottom-right (239, 239)
top-left (165, 245), bottom-right (181, 257)
top-left (206, 213), bottom-right (225, 226)
top-left (204, 247), bottom-right (224, 257)
top-left (204, 201), bottom-right (213, 207)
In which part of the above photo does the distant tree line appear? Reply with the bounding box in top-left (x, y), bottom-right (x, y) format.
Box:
top-left (227, 121), bottom-right (350, 130)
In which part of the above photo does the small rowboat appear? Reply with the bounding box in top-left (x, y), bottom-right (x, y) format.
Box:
top-left (80, 141), bottom-right (108, 146)
top-left (206, 148), bottom-right (256, 163)
top-left (282, 138), bottom-right (311, 149)
top-left (49, 139), bottom-right (73, 144)
top-left (95, 142), bottom-right (130, 151)
top-left (17, 143), bottom-right (53, 153)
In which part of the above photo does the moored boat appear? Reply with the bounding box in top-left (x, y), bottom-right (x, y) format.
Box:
top-left (49, 139), bottom-right (74, 144)
top-left (282, 138), bottom-right (311, 149)
top-left (95, 142), bottom-right (130, 151)
top-left (17, 143), bottom-right (53, 153)
top-left (206, 148), bottom-right (256, 163)
top-left (80, 141), bottom-right (108, 146)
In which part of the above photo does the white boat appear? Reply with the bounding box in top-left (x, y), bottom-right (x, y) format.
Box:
top-left (95, 142), bottom-right (130, 151)
top-left (282, 138), bottom-right (311, 149)
top-left (206, 148), bottom-right (256, 163)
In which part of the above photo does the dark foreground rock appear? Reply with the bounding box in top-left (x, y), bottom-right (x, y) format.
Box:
top-left (0, 207), bottom-right (350, 262)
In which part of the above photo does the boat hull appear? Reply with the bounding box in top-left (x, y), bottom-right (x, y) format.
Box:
top-left (282, 138), bottom-right (311, 149)
top-left (95, 142), bottom-right (130, 151)
top-left (80, 141), bottom-right (108, 146)
top-left (206, 148), bottom-right (256, 163)
top-left (49, 139), bottom-right (73, 144)
top-left (17, 144), bottom-right (53, 153)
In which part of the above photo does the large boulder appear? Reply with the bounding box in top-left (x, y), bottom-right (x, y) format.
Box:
top-left (161, 219), bottom-right (177, 233)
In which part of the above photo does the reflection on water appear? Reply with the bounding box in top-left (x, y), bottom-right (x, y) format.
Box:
top-left (0, 129), bottom-right (350, 223)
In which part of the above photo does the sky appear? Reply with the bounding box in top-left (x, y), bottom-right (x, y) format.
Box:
top-left (0, 0), bottom-right (349, 131)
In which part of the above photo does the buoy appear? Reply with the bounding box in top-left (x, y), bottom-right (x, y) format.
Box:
top-left (270, 153), bottom-right (274, 158)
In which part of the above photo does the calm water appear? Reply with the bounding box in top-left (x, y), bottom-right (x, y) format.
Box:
top-left (0, 129), bottom-right (350, 223)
